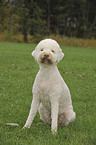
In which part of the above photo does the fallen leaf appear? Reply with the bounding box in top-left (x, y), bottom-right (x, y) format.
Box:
top-left (5, 123), bottom-right (19, 126)
top-left (0, 122), bottom-right (19, 126)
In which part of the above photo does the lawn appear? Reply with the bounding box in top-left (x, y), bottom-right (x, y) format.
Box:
top-left (0, 42), bottom-right (96, 145)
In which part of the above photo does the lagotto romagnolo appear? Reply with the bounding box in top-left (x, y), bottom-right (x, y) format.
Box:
top-left (23, 39), bottom-right (76, 134)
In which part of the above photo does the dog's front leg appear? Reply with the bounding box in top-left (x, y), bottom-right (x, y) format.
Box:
top-left (23, 96), bottom-right (39, 128)
top-left (51, 100), bottom-right (59, 134)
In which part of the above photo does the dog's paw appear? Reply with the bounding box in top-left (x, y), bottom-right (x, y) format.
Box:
top-left (51, 128), bottom-right (57, 135)
top-left (23, 124), bottom-right (30, 129)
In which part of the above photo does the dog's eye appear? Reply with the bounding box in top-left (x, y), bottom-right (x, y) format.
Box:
top-left (52, 50), bottom-right (55, 53)
top-left (41, 49), bottom-right (43, 51)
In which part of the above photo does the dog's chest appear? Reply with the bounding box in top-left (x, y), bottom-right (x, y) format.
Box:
top-left (37, 72), bottom-right (55, 92)
top-left (37, 74), bottom-right (54, 109)
top-left (39, 82), bottom-right (51, 110)
top-left (39, 78), bottom-right (51, 97)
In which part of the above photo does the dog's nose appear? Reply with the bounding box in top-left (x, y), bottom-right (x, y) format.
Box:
top-left (44, 54), bottom-right (49, 58)
top-left (44, 54), bottom-right (49, 57)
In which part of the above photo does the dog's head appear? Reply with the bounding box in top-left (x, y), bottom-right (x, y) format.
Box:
top-left (32, 39), bottom-right (64, 65)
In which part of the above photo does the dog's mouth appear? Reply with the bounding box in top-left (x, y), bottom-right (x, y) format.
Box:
top-left (41, 57), bottom-right (52, 64)
top-left (39, 53), bottom-right (53, 65)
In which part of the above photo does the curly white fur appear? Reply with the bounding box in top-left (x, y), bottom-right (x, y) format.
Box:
top-left (23, 39), bottom-right (76, 134)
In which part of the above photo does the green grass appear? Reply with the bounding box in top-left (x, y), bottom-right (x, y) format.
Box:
top-left (0, 42), bottom-right (96, 145)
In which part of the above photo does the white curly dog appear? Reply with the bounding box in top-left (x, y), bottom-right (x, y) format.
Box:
top-left (23, 38), bottom-right (76, 134)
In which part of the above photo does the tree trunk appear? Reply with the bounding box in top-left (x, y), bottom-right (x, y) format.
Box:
top-left (47, 0), bottom-right (50, 33)
top-left (8, 13), bottom-right (13, 34)
top-left (24, 32), bottom-right (28, 43)
top-left (88, 16), bottom-right (96, 38)
top-left (23, 29), bottom-right (28, 43)
top-left (22, 18), bottom-right (28, 43)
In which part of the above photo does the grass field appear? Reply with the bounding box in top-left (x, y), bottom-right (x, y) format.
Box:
top-left (0, 42), bottom-right (96, 145)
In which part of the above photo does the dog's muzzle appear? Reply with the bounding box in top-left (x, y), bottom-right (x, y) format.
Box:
top-left (41, 53), bottom-right (52, 64)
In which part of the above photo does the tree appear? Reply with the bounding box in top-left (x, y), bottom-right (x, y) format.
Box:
top-left (0, 0), bottom-right (10, 33)
top-left (15, 0), bottom-right (45, 42)
top-left (0, 0), bottom-right (96, 39)
top-left (52, 0), bottom-right (96, 38)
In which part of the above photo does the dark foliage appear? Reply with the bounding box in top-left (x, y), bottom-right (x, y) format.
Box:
top-left (0, 0), bottom-right (96, 41)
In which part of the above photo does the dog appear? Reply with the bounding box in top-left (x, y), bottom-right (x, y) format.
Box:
top-left (23, 39), bottom-right (76, 134)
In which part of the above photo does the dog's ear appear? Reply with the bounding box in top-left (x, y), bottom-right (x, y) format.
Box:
top-left (57, 49), bottom-right (64, 62)
top-left (32, 50), bottom-right (36, 58)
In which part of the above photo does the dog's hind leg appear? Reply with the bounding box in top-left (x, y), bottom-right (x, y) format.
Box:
top-left (59, 109), bottom-right (76, 126)
top-left (39, 103), bottom-right (51, 124)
